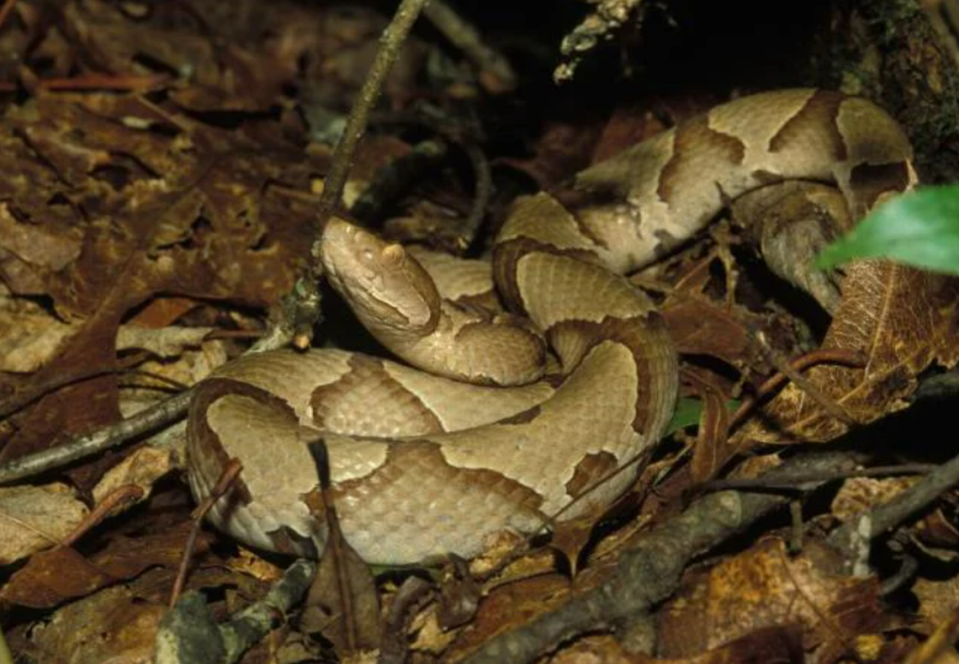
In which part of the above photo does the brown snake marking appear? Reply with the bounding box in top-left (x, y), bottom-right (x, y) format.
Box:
top-left (186, 90), bottom-right (915, 565)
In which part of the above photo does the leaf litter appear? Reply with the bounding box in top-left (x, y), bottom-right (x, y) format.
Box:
top-left (1, 0), bottom-right (959, 662)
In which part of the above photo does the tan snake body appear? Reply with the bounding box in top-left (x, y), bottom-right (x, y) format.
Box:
top-left (186, 90), bottom-right (915, 565)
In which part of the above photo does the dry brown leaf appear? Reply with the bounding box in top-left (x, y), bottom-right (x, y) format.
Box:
top-left (126, 296), bottom-right (202, 328)
top-left (658, 539), bottom-right (894, 661)
top-left (914, 575), bottom-right (959, 628)
top-left (301, 536), bottom-right (382, 653)
top-left (120, 340), bottom-right (227, 415)
top-left (0, 547), bottom-right (116, 609)
top-left (0, 89), bottom-right (316, 469)
top-left (552, 627), bottom-right (805, 663)
top-left (912, 507), bottom-right (959, 552)
top-left (737, 265), bottom-right (959, 444)
top-left (409, 606), bottom-right (459, 656)
top-left (549, 512), bottom-right (601, 577)
top-left (0, 201), bottom-right (83, 277)
top-left (831, 476), bottom-right (921, 523)
top-left (661, 296), bottom-right (758, 367)
top-left (445, 574), bottom-right (571, 661)
top-left (689, 381), bottom-right (733, 483)
top-left (115, 325), bottom-right (215, 358)
top-left (479, 546), bottom-right (557, 594)
top-left (1, 519), bottom-right (206, 609)
top-left (13, 582), bottom-right (166, 664)
top-left (91, 446), bottom-right (175, 515)
top-left (0, 290), bottom-right (77, 372)
top-left (0, 483), bottom-right (88, 564)
top-left (904, 609), bottom-right (959, 664)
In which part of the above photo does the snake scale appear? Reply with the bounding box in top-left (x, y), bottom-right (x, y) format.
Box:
top-left (186, 90), bottom-right (916, 565)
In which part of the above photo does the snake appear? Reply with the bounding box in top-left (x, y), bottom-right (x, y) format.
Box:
top-left (185, 90), bottom-right (916, 566)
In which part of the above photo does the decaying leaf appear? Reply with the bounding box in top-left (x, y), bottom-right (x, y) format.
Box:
top-left (115, 325), bottom-right (215, 359)
top-left (91, 446), bottom-right (175, 514)
top-left (13, 581), bottom-right (166, 664)
top-left (689, 386), bottom-right (733, 483)
top-left (658, 539), bottom-right (898, 661)
top-left (1, 519), bottom-right (205, 608)
top-left (0, 483), bottom-right (88, 565)
top-left (300, 536), bottom-right (382, 654)
top-left (444, 574), bottom-right (572, 661)
top-left (831, 476), bottom-right (922, 523)
top-left (0, 290), bottom-right (77, 372)
top-left (735, 264), bottom-right (959, 445)
top-left (552, 627), bottom-right (805, 663)
top-left (437, 555), bottom-right (481, 629)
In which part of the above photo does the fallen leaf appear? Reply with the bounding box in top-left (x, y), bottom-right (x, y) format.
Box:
top-left (116, 325), bottom-right (215, 358)
top-left (444, 574), bottom-right (571, 661)
top-left (301, 536), bottom-right (382, 653)
top-left (0, 290), bottom-right (77, 372)
top-left (0, 519), bottom-right (205, 608)
top-left (736, 264), bottom-right (959, 444)
top-left (0, 483), bottom-right (88, 565)
top-left (831, 476), bottom-right (921, 522)
top-left (553, 626), bottom-right (805, 663)
top-left (14, 582), bottom-right (166, 664)
top-left (658, 539), bottom-right (895, 661)
top-left (91, 445), bottom-right (175, 514)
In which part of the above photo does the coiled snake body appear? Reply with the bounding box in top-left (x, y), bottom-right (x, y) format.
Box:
top-left (186, 90), bottom-right (915, 565)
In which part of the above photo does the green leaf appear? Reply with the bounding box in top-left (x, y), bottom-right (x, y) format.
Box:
top-left (666, 397), bottom-right (739, 435)
top-left (815, 184), bottom-right (959, 274)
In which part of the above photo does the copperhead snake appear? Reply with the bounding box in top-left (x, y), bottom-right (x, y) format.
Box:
top-left (186, 89), bottom-right (916, 565)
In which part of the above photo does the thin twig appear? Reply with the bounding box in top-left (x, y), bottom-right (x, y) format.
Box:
top-left (828, 449), bottom-right (959, 572)
top-left (454, 140), bottom-right (493, 251)
top-left (32, 74), bottom-right (167, 91)
top-left (62, 484), bottom-right (145, 547)
top-left (750, 329), bottom-right (858, 425)
top-left (359, 108), bottom-right (493, 250)
top-left (201, 329), bottom-right (264, 341)
top-left (121, 369), bottom-right (190, 392)
top-left (350, 138), bottom-right (450, 225)
top-left (422, 0), bottom-right (516, 93)
top-left (0, 389), bottom-right (192, 485)
top-left (730, 347), bottom-right (865, 428)
top-left (289, 0), bottom-right (431, 349)
top-left (697, 463), bottom-right (936, 494)
top-left (172, 459), bottom-right (243, 607)
top-left (463, 449), bottom-right (869, 664)
top-left (313, 0), bottom-right (431, 234)
top-left (0, 350), bottom-right (150, 420)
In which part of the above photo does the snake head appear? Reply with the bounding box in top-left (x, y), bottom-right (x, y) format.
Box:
top-left (321, 217), bottom-right (441, 335)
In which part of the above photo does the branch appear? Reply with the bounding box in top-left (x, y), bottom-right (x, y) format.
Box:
top-left (282, 0), bottom-right (432, 349)
top-left (155, 559), bottom-right (316, 664)
top-left (0, 389), bottom-right (192, 485)
top-left (463, 449), bottom-right (868, 663)
top-left (312, 0), bottom-right (431, 234)
top-left (827, 447), bottom-right (959, 575)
